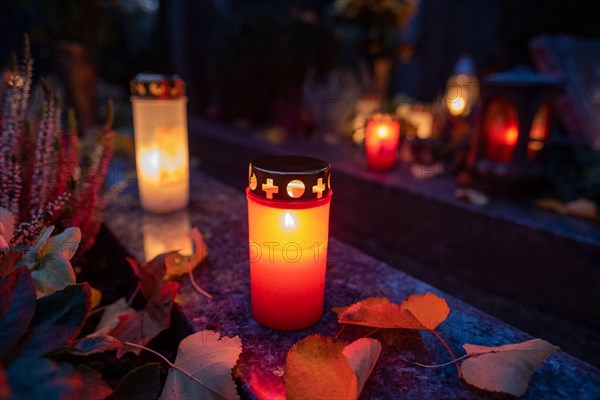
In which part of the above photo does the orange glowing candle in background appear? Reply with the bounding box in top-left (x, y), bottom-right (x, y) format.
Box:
top-left (247, 156), bottom-right (332, 330)
top-left (365, 113), bottom-right (400, 171)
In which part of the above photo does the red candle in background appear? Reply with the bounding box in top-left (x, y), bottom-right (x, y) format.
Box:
top-left (246, 156), bottom-right (332, 331)
top-left (487, 124), bottom-right (518, 163)
top-left (365, 114), bottom-right (400, 170)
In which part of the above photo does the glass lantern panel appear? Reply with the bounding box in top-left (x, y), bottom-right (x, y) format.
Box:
top-left (528, 103), bottom-right (550, 160)
top-left (484, 97), bottom-right (519, 163)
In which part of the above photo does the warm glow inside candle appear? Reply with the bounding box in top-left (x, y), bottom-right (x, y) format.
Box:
top-left (132, 98), bottom-right (189, 213)
top-left (365, 115), bottom-right (400, 170)
top-left (246, 156), bottom-right (332, 331)
top-left (247, 191), bottom-right (331, 330)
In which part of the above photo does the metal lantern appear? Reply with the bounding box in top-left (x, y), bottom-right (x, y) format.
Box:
top-left (468, 67), bottom-right (562, 194)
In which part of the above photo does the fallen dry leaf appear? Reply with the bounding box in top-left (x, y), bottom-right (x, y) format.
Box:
top-left (454, 188), bottom-right (489, 206)
top-left (333, 293), bottom-right (450, 331)
top-left (342, 338), bottom-right (382, 396)
top-left (564, 198), bottom-right (597, 220)
top-left (160, 330), bottom-right (242, 400)
top-left (534, 198), bottom-right (567, 214)
top-left (284, 335), bottom-right (381, 400)
top-left (461, 338), bottom-right (559, 397)
top-left (164, 228), bottom-right (209, 279)
top-left (90, 286), bottom-right (102, 309)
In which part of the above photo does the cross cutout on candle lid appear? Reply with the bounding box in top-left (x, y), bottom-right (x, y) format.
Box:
top-left (262, 178), bottom-right (279, 199)
top-left (312, 178), bottom-right (326, 199)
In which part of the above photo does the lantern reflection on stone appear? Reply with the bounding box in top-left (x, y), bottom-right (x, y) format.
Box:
top-left (468, 68), bottom-right (561, 193)
top-left (246, 156), bottom-right (332, 331)
top-left (142, 210), bottom-right (193, 263)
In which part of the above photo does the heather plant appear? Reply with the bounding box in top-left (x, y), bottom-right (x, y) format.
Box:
top-left (0, 36), bottom-right (114, 253)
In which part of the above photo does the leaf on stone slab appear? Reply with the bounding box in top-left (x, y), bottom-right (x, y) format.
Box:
top-left (108, 363), bottom-right (160, 400)
top-left (333, 293), bottom-right (450, 331)
top-left (18, 283), bottom-right (91, 357)
top-left (189, 228), bottom-right (208, 267)
top-left (112, 310), bottom-right (169, 359)
top-left (164, 228), bottom-right (208, 279)
top-left (91, 273), bottom-right (179, 357)
top-left (342, 338), bottom-right (382, 397)
top-left (454, 188), bottom-right (489, 206)
top-left (285, 335), bottom-right (357, 400)
top-left (284, 335), bottom-right (381, 400)
top-left (534, 198), bottom-right (567, 214)
top-left (128, 253), bottom-right (172, 302)
top-left (564, 198), bottom-right (597, 220)
top-left (91, 298), bottom-right (134, 337)
top-left (0, 267), bottom-right (36, 360)
top-left (164, 253), bottom-right (191, 279)
top-left (461, 338), bottom-right (559, 397)
top-left (160, 330), bottom-right (242, 400)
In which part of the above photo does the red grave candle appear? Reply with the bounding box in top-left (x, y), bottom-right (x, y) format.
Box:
top-left (246, 156), bottom-right (332, 330)
top-left (365, 114), bottom-right (400, 170)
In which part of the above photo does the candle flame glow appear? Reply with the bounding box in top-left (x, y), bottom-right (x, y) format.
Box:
top-left (449, 97), bottom-right (465, 116)
top-left (505, 127), bottom-right (518, 146)
top-left (284, 212), bottom-right (295, 229)
top-left (377, 126), bottom-right (389, 138)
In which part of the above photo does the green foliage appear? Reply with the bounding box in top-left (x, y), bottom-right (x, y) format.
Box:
top-left (107, 363), bottom-right (160, 400)
top-left (19, 283), bottom-right (91, 357)
top-left (0, 267), bottom-right (36, 360)
top-left (17, 226), bottom-right (80, 296)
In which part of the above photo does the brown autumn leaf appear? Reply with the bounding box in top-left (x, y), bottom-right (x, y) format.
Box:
top-left (111, 281), bottom-right (179, 358)
top-left (461, 338), bottom-right (559, 397)
top-left (534, 198), bottom-right (567, 214)
top-left (90, 286), bottom-right (102, 309)
top-left (333, 293), bottom-right (450, 331)
top-left (454, 188), bottom-right (490, 206)
top-left (160, 330), bottom-right (242, 400)
top-left (284, 335), bottom-right (381, 400)
top-left (564, 198), bottom-right (597, 220)
top-left (164, 228), bottom-right (209, 279)
top-left (342, 338), bottom-right (382, 396)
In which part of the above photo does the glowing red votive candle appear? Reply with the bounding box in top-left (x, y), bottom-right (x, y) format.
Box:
top-left (246, 156), bottom-right (332, 330)
top-left (365, 114), bottom-right (400, 170)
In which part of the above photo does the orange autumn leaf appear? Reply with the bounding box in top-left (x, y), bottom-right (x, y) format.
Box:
top-left (461, 338), bottom-right (559, 397)
top-left (284, 335), bottom-right (381, 400)
top-left (333, 293), bottom-right (450, 330)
